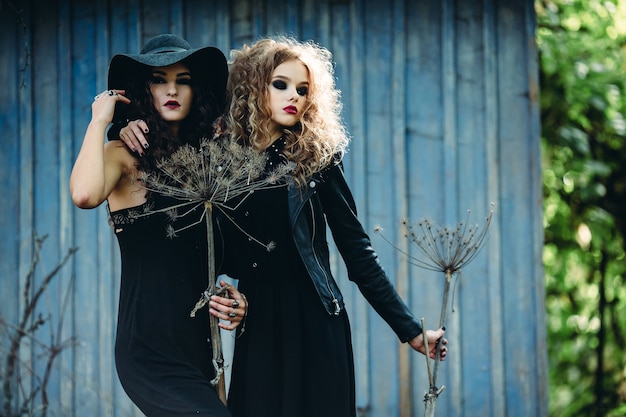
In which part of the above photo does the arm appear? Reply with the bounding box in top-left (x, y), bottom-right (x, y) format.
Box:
top-left (318, 163), bottom-right (420, 339)
top-left (319, 164), bottom-right (447, 358)
top-left (70, 90), bottom-right (131, 208)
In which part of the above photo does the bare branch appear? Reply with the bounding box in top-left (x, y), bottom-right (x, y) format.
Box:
top-left (1, 233), bottom-right (78, 416)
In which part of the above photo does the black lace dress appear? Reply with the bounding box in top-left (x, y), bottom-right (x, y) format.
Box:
top-left (109, 196), bottom-right (231, 417)
top-left (220, 138), bottom-right (356, 417)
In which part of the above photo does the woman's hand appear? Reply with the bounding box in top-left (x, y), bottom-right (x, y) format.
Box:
top-left (119, 119), bottom-right (150, 156)
top-left (91, 89), bottom-right (129, 125)
top-left (209, 280), bottom-right (249, 331)
top-left (409, 327), bottom-right (447, 360)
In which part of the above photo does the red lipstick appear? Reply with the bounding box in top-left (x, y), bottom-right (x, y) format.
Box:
top-left (165, 100), bottom-right (180, 109)
top-left (283, 106), bottom-right (297, 114)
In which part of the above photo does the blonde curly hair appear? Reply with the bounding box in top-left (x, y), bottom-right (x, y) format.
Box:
top-left (222, 36), bottom-right (349, 185)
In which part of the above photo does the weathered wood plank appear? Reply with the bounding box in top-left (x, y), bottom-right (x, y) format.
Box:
top-left (496, 1), bottom-right (546, 416)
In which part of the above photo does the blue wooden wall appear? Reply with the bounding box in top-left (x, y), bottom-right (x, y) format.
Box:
top-left (0, 0), bottom-right (546, 416)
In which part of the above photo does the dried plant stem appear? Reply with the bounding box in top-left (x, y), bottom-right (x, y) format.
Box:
top-left (204, 202), bottom-right (227, 404)
top-left (433, 268), bottom-right (452, 385)
top-left (420, 318), bottom-right (433, 387)
top-left (422, 318), bottom-right (438, 417)
top-left (423, 268), bottom-right (452, 417)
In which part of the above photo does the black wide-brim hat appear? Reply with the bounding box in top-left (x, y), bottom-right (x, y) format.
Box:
top-left (107, 33), bottom-right (228, 106)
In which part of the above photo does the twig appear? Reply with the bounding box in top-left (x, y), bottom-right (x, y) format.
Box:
top-left (3, 0), bottom-right (31, 89)
top-left (2, 233), bottom-right (78, 416)
top-left (432, 269), bottom-right (453, 387)
top-left (420, 318), bottom-right (433, 387)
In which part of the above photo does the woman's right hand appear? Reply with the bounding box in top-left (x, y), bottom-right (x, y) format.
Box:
top-left (120, 119), bottom-right (150, 155)
top-left (91, 89), bottom-right (129, 125)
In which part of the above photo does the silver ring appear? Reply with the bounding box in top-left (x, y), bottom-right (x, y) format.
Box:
top-left (228, 311), bottom-right (236, 318)
top-left (232, 300), bottom-right (240, 308)
top-left (107, 90), bottom-right (116, 96)
top-left (93, 94), bottom-right (100, 101)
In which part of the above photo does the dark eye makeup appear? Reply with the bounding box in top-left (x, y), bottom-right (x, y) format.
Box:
top-left (272, 79), bottom-right (308, 97)
top-left (272, 80), bottom-right (287, 90)
top-left (150, 74), bottom-right (192, 85)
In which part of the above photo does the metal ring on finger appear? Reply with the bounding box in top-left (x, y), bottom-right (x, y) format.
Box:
top-left (228, 309), bottom-right (236, 318)
top-left (107, 89), bottom-right (117, 96)
top-left (232, 300), bottom-right (240, 308)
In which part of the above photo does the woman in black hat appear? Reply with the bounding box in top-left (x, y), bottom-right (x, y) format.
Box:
top-left (70, 34), bottom-right (244, 416)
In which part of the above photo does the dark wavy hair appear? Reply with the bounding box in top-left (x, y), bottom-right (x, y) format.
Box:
top-left (120, 60), bottom-right (225, 174)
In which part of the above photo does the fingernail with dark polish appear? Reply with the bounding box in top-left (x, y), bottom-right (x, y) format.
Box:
top-left (442, 326), bottom-right (446, 331)
top-left (143, 143), bottom-right (149, 149)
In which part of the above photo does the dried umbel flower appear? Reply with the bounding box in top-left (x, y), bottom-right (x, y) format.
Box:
top-left (402, 203), bottom-right (494, 275)
top-left (375, 203), bottom-right (493, 275)
top-left (375, 203), bottom-right (494, 417)
top-left (136, 136), bottom-right (295, 244)
top-left (132, 135), bottom-right (294, 404)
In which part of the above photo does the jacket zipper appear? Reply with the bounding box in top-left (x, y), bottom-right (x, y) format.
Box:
top-left (308, 199), bottom-right (341, 315)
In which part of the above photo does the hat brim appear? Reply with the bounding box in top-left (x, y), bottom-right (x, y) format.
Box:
top-left (107, 46), bottom-right (228, 105)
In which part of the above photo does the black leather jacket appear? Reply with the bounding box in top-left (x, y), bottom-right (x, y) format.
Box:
top-left (286, 162), bottom-right (422, 343)
top-left (216, 161), bottom-right (422, 343)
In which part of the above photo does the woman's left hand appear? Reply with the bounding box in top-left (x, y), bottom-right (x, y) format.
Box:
top-left (209, 280), bottom-right (248, 330)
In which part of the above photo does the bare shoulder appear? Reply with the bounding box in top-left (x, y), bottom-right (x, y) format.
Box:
top-left (104, 140), bottom-right (137, 173)
top-left (104, 141), bottom-right (146, 209)
top-left (104, 140), bottom-right (133, 157)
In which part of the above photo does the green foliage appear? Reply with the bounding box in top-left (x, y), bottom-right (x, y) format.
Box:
top-left (537, 0), bottom-right (626, 415)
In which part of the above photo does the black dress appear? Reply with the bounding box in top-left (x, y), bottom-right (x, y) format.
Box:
top-left (221, 139), bottom-right (356, 417)
top-left (109, 195), bottom-right (231, 417)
